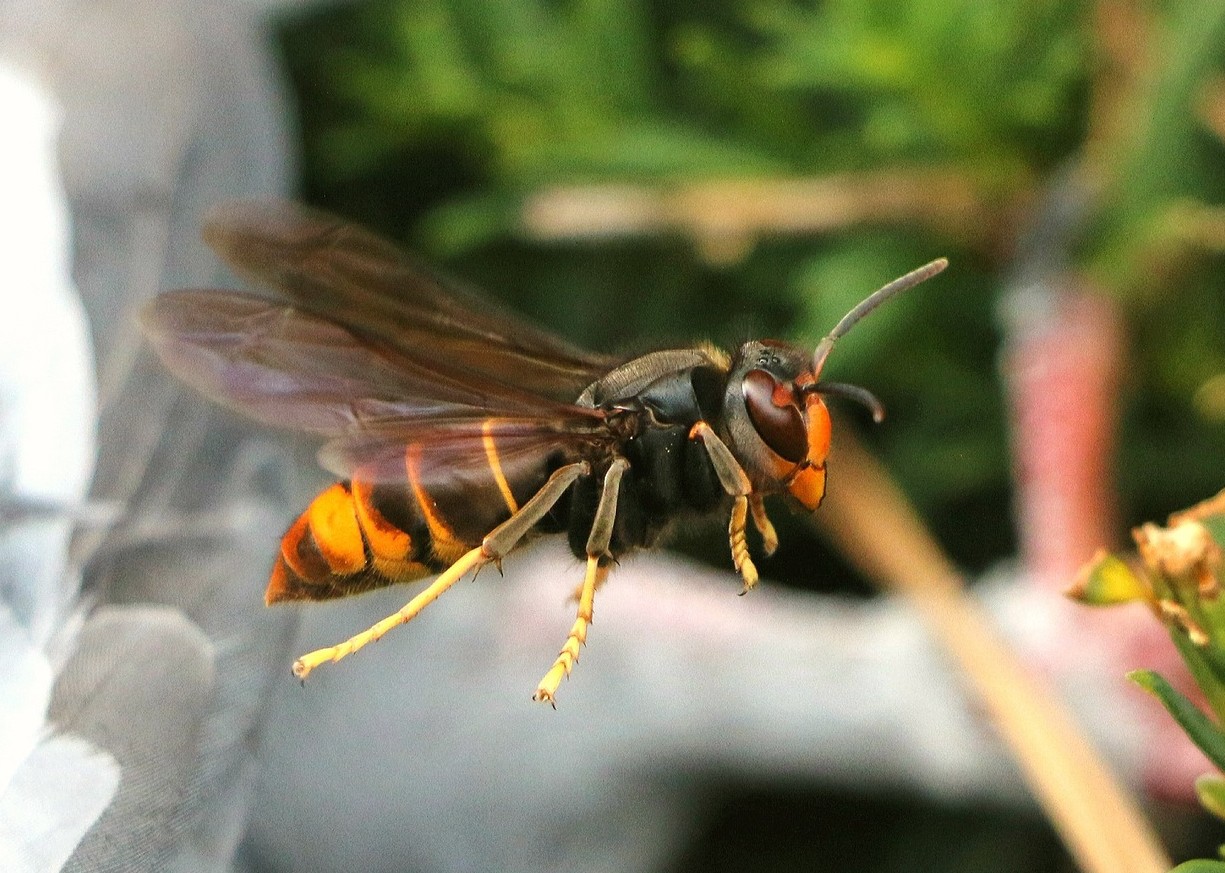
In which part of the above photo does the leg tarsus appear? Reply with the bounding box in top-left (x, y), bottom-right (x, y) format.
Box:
top-left (292, 544), bottom-right (487, 680)
top-left (729, 494), bottom-right (759, 593)
top-left (567, 564), bottom-right (610, 603)
top-left (535, 555), bottom-right (606, 705)
top-left (536, 459), bottom-right (626, 705)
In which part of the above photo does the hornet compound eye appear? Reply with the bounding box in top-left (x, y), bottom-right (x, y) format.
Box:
top-left (741, 368), bottom-right (808, 464)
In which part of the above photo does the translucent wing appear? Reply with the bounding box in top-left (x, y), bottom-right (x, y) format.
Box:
top-left (141, 291), bottom-right (612, 481)
top-left (200, 200), bottom-right (616, 402)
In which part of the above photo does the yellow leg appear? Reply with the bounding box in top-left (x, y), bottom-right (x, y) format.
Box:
top-left (730, 494), bottom-right (759, 593)
top-left (567, 568), bottom-right (610, 603)
top-left (292, 546), bottom-right (486, 680)
top-left (688, 421), bottom-right (764, 591)
top-left (534, 556), bottom-right (607, 706)
top-left (749, 493), bottom-right (778, 557)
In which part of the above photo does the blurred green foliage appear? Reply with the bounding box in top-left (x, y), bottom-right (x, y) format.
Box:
top-left (286, 0), bottom-right (1084, 196)
top-left (277, 0), bottom-right (1225, 590)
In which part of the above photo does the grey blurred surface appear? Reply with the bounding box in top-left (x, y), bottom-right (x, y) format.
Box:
top-left (241, 544), bottom-right (1145, 873)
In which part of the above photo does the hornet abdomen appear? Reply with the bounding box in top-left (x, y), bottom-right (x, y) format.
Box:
top-left (268, 428), bottom-right (564, 602)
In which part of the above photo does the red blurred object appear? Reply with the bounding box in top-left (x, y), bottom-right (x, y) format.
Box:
top-left (1004, 285), bottom-right (1122, 593)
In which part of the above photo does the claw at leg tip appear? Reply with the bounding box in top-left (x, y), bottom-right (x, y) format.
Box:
top-left (533, 689), bottom-right (558, 709)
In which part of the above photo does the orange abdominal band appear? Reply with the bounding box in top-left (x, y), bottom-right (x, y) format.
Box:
top-left (405, 444), bottom-right (469, 564)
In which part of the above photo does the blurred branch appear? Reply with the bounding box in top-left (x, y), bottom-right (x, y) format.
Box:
top-left (1084, 0), bottom-right (1153, 170)
top-left (1167, 200), bottom-right (1225, 253)
top-left (520, 169), bottom-right (1002, 264)
top-left (1196, 75), bottom-right (1225, 147)
top-left (1103, 199), bottom-right (1225, 303)
top-left (814, 432), bottom-right (1171, 873)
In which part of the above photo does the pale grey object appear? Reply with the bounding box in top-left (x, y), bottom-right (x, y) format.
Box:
top-left (0, 2), bottom-right (304, 871)
top-left (0, 47), bottom-right (119, 873)
top-left (55, 7), bottom-right (301, 868)
top-left (0, 55), bottom-right (95, 653)
top-left (0, 735), bottom-right (118, 873)
top-left (50, 607), bottom-right (214, 872)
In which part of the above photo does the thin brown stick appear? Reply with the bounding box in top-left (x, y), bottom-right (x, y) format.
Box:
top-left (814, 432), bottom-right (1170, 873)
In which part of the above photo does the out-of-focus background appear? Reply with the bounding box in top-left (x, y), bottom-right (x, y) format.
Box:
top-left (4, 1), bottom-right (1225, 871)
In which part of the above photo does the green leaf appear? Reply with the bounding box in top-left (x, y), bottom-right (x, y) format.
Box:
top-left (1067, 551), bottom-right (1150, 606)
top-left (1171, 861), bottom-right (1225, 872)
top-left (417, 195), bottom-right (520, 255)
top-left (1197, 775), bottom-right (1225, 821)
top-left (1129, 669), bottom-right (1225, 771)
top-left (1202, 514), bottom-right (1225, 550)
top-left (1168, 629), bottom-right (1225, 726)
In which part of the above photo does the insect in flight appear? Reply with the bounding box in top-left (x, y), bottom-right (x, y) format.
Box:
top-left (142, 201), bottom-right (946, 705)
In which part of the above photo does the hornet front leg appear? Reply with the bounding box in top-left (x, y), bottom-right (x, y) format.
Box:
top-left (689, 421), bottom-right (775, 593)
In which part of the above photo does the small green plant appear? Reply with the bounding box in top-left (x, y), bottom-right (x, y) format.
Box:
top-left (1071, 490), bottom-right (1225, 871)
